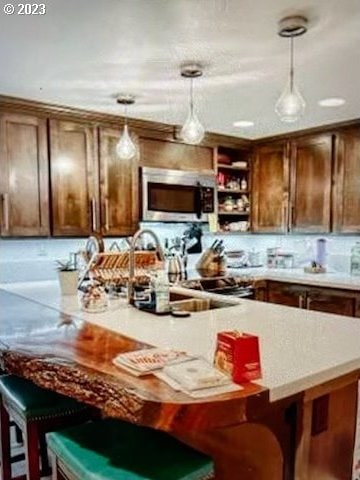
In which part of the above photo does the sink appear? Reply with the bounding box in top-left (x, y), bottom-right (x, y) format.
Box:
top-left (169, 292), bottom-right (234, 312)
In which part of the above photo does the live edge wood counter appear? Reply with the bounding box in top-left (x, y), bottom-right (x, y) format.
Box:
top-left (1, 285), bottom-right (360, 480)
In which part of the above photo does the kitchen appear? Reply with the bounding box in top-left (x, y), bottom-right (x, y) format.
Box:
top-left (1, 1), bottom-right (360, 479)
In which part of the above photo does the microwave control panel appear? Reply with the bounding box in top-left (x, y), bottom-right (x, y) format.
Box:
top-left (201, 187), bottom-right (215, 213)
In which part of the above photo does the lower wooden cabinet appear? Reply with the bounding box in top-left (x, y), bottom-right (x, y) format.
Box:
top-left (306, 289), bottom-right (356, 317)
top-left (267, 281), bottom-right (359, 317)
top-left (267, 281), bottom-right (307, 308)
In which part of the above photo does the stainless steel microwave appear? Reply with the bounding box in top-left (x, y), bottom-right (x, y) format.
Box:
top-left (141, 167), bottom-right (216, 222)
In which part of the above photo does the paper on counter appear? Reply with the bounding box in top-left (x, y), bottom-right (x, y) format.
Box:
top-left (155, 357), bottom-right (243, 398)
top-left (155, 370), bottom-right (242, 398)
top-left (113, 348), bottom-right (196, 376)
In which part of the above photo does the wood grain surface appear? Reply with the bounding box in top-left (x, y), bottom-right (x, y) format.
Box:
top-left (0, 290), bottom-right (268, 432)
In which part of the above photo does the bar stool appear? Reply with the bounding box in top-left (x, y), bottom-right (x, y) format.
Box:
top-left (0, 374), bottom-right (91, 480)
top-left (48, 418), bottom-right (215, 480)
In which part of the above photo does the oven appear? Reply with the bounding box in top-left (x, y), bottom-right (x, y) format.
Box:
top-left (141, 167), bottom-right (216, 222)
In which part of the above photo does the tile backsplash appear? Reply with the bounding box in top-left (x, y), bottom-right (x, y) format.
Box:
top-left (0, 223), bottom-right (359, 283)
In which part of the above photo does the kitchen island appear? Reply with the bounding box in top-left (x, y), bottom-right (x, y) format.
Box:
top-left (1, 281), bottom-right (360, 480)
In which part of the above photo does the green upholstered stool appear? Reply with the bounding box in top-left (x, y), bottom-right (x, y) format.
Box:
top-left (48, 418), bottom-right (215, 480)
top-left (0, 374), bottom-right (91, 480)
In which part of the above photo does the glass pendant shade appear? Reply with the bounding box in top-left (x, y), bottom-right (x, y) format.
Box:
top-left (116, 124), bottom-right (136, 160)
top-left (180, 109), bottom-right (205, 145)
top-left (275, 80), bottom-right (306, 123)
top-left (275, 32), bottom-right (306, 123)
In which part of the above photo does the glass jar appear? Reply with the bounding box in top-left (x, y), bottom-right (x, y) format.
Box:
top-left (223, 196), bottom-right (235, 212)
top-left (80, 284), bottom-right (109, 313)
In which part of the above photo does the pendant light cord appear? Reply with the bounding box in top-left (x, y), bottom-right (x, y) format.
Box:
top-left (190, 77), bottom-right (194, 115)
top-left (290, 36), bottom-right (294, 92)
top-left (124, 104), bottom-right (128, 127)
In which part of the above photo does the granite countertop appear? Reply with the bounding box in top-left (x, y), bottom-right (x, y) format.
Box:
top-left (2, 280), bottom-right (360, 403)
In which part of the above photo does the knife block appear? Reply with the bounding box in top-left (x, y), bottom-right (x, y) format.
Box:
top-left (196, 249), bottom-right (227, 275)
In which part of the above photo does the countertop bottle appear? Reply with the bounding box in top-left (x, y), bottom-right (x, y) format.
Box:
top-left (154, 271), bottom-right (170, 313)
top-left (351, 242), bottom-right (360, 276)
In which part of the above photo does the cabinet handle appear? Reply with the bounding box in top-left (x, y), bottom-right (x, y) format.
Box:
top-left (298, 294), bottom-right (305, 309)
top-left (91, 197), bottom-right (97, 232)
top-left (2, 193), bottom-right (9, 232)
top-left (104, 198), bottom-right (110, 232)
top-left (290, 203), bottom-right (295, 229)
top-left (283, 202), bottom-right (289, 233)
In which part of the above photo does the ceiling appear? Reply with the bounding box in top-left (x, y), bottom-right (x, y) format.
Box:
top-left (0, 0), bottom-right (359, 139)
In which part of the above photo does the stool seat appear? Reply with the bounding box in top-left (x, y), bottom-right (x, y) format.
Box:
top-left (48, 418), bottom-right (214, 480)
top-left (0, 374), bottom-right (86, 421)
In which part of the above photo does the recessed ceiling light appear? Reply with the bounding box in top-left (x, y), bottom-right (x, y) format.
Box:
top-left (318, 98), bottom-right (346, 107)
top-left (233, 120), bottom-right (254, 127)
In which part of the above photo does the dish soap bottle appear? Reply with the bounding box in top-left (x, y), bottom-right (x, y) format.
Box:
top-left (351, 242), bottom-right (360, 276)
top-left (154, 271), bottom-right (170, 313)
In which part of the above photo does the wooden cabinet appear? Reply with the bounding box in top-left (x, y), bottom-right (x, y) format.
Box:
top-left (49, 119), bottom-right (99, 236)
top-left (333, 128), bottom-right (360, 233)
top-left (253, 134), bottom-right (332, 234)
top-left (267, 281), bottom-right (306, 308)
top-left (267, 281), bottom-right (359, 317)
top-left (99, 127), bottom-right (139, 236)
top-left (290, 135), bottom-right (332, 233)
top-left (0, 112), bottom-right (49, 236)
top-left (252, 143), bottom-right (289, 233)
top-left (140, 137), bottom-right (214, 171)
top-left (306, 289), bottom-right (356, 317)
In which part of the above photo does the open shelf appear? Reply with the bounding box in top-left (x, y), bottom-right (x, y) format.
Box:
top-left (218, 188), bottom-right (249, 194)
top-left (218, 164), bottom-right (249, 171)
top-left (218, 211), bottom-right (250, 216)
top-left (216, 145), bottom-right (252, 234)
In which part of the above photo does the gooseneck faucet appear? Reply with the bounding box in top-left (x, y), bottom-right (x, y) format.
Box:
top-left (127, 228), bottom-right (165, 305)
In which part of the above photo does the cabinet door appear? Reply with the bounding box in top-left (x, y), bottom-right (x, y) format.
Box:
top-left (0, 112), bottom-right (49, 236)
top-left (140, 138), bottom-right (214, 171)
top-left (49, 119), bottom-right (99, 236)
top-left (252, 143), bottom-right (290, 232)
top-left (333, 129), bottom-right (360, 233)
top-left (290, 135), bottom-right (332, 233)
top-left (307, 289), bottom-right (356, 317)
top-left (267, 281), bottom-right (306, 308)
top-left (99, 127), bottom-right (139, 236)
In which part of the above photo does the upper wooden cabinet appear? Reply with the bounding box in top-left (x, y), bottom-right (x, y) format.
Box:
top-left (252, 142), bottom-right (289, 233)
top-left (99, 127), bottom-right (139, 236)
top-left (139, 138), bottom-right (214, 171)
top-left (0, 112), bottom-right (49, 236)
top-left (289, 135), bottom-right (332, 233)
top-left (49, 119), bottom-right (99, 236)
top-left (333, 128), bottom-right (360, 233)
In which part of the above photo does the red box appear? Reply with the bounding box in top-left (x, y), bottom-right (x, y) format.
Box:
top-left (214, 331), bottom-right (262, 383)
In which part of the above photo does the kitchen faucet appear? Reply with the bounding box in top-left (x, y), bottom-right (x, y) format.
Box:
top-left (127, 228), bottom-right (165, 305)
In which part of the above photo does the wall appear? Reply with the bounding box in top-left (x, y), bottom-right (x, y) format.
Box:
top-left (1, 223), bottom-right (359, 284)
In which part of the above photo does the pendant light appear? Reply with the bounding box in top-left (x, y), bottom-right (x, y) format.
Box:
top-left (180, 64), bottom-right (205, 145)
top-left (275, 16), bottom-right (308, 123)
top-left (116, 95), bottom-right (137, 160)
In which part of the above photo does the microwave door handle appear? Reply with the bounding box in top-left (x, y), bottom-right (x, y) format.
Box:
top-left (195, 183), bottom-right (202, 219)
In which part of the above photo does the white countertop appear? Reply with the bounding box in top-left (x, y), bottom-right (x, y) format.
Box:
top-left (2, 280), bottom-right (360, 403)
top-left (226, 267), bottom-right (360, 291)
